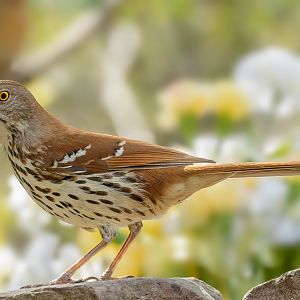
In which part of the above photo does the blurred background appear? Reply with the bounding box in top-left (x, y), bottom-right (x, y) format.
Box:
top-left (1, 0), bottom-right (300, 299)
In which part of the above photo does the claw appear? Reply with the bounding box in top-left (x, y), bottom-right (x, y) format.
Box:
top-left (82, 276), bottom-right (99, 282)
top-left (50, 273), bottom-right (75, 285)
top-left (99, 274), bottom-right (135, 281)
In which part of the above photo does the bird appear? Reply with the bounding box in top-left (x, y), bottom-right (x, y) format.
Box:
top-left (0, 79), bottom-right (300, 286)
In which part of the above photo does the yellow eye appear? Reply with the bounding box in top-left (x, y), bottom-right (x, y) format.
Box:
top-left (0, 91), bottom-right (9, 101)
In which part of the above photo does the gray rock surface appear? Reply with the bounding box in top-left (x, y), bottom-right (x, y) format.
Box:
top-left (0, 277), bottom-right (223, 300)
top-left (243, 268), bottom-right (300, 300)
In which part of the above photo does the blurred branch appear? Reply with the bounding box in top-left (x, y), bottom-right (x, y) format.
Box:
top-left (7, 0), bottom-right (125, 83)
top-left (99, 22), bottom-right (155, 143)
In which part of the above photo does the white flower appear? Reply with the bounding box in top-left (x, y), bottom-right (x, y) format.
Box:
top-left (272, 218), bottom-right (300, 245)
top-left (193, 135), bottom-right (219, 159)
top-left (246, 178), bottom-right (287, 215)
top-left (172, 236), bottom-right (189, 261)
top-left (234, 47), bottom-right (300, 115)
top-left (7, 176), bottom-right (51, 233)
top-left (5, 233), bottom-right (59, 289)
top-left (219, 135), bottom-right (253, 162)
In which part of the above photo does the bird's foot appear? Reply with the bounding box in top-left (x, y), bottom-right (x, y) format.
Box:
top-left (21, 273), bottom-right (135, 288)
top-left (99, 271), bottom-right (135, 281)
top-left (50, 273), bottom-right (80, 285)
top-left (21, 273), bottom-right (79, 289)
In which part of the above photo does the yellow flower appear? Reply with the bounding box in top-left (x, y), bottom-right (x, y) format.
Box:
top-left (143, 219), bottom-right (164, 237)
top-left (158, 80), bottom-right (250, 130)
top-left (179, 180), bottom-right (249, 224)
top-left (158, 80), bottom-right (211, 129)
top-left (0, 202), bottom-right (14, 246)
top-left (114, 238), bottom-right (145, 277)
top-left (212, 81), bottom-right (250, 121)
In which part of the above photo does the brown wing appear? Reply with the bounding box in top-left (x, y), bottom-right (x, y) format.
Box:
top-left (39, 129), bottom-right (214, 175)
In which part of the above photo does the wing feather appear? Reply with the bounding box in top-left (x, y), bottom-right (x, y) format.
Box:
top-left (40, 131), bottom-right (214, 175)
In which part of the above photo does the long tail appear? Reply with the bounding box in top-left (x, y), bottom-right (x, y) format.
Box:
top-left (184, 161), bottom-right (300, 178)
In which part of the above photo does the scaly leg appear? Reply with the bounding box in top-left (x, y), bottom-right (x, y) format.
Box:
top-left (101, 222), bottom-right (142, 279)
top-left (51, 224), bottom-right (116, 285)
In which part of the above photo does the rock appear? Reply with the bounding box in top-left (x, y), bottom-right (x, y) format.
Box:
top-left (0, 277), bottom-right (223, 300)
top-left (243, 268), bottom-right (300, 300)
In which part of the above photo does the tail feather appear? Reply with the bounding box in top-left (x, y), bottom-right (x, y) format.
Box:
top-left (184, 161), bottom-right (300, 178)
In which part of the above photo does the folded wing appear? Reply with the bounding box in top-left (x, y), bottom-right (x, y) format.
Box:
top-left (41, 131), bottom-right (214, 175)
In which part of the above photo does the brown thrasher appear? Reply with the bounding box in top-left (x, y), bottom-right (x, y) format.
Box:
top-left (0, 80), bottom-right (300, 285)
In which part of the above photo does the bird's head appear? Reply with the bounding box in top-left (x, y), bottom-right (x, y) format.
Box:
top-left (0, 80), bottom-right (59, 147)
top-left (0, 80), bottom-right (40, 126)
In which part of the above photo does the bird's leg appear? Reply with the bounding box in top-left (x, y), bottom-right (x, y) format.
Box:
top-left (51, 224), bottom-right (116, 285)
top-left (100, 222), bottom-right (142, 280)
